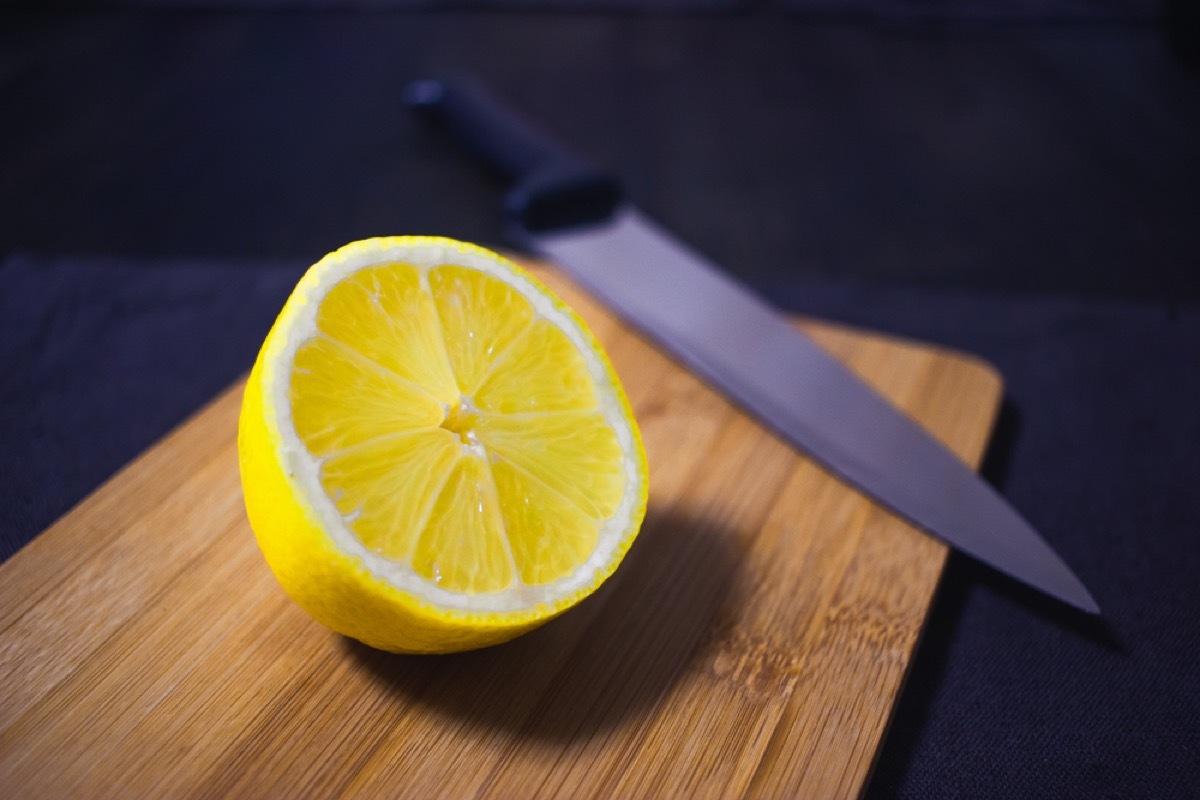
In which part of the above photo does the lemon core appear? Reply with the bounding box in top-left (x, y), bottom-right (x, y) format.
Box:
top-left (440, 396), bottom-right (482, 446)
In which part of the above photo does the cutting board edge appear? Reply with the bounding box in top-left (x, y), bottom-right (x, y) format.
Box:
top-left (796, 313), bottom-right (1005, 410)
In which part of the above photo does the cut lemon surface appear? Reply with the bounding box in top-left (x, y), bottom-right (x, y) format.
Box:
top-left (238, 237), bottom-right (648, 654)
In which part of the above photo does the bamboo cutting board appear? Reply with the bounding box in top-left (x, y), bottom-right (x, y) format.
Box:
top-left (0, 260), bottom-right (1001, 799)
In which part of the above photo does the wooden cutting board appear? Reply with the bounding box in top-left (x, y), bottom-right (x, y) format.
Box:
top-left (0, 260), bottom-right (1001, 799)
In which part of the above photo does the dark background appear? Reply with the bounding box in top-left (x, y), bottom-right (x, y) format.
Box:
top-left (3, 2), bottom-right (1199, 797)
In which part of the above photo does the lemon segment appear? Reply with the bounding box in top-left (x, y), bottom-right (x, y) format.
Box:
top-left (412, 454), bottom-right (515, 593)
top-left (429, 264), bottom-right (537, 396)
top-left (290, 337), bottom-right (445, 455)
top-left (318, 429), bottom-right (460, 561)
top-left (475, 410), bottom-right (627, 520)
top-left (491, 458), bottom-right (600, 586)
top-left (474, 318), bottom-right (599, 414)
top-left (316, 262), bottom-right (459, 407)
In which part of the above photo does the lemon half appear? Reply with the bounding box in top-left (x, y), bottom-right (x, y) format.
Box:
top-left (238, 237), bottom-right (648, 654)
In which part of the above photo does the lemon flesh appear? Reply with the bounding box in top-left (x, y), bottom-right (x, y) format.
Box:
top-left (238, 237), bottom-right (648, 654)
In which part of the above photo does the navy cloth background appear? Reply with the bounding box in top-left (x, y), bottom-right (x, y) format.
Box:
top-left (3, 6), bottom-right (1200, 798)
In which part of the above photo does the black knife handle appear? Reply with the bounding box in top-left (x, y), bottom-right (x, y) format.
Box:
top-left (405, 78), bottom-right (623, 232)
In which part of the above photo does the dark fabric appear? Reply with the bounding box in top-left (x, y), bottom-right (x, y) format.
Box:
top-left (777, 0), bottom-right (1159, 23)
top-left (0, 254), bottom-right (300, 562)
top-left (98, 0), bottom-right (752, 11)
top-left (2, 253), bottom-right (1198, 796)
top-left (4, 13), bottom-right (1199, 302)
top-left (36, 0), bottom-right (1161, 18)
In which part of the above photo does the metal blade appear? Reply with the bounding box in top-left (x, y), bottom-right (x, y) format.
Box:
top-left (523, 208), bottom-right (1099, 614)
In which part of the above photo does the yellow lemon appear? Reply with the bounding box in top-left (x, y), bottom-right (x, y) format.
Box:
top-left (238, 237), bottom-right (648, 653)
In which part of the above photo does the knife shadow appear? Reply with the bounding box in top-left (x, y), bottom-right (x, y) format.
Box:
top-left (979, 398), bottom-right (1021, 490)
top-left (342, 502), bottom-right (746, 742)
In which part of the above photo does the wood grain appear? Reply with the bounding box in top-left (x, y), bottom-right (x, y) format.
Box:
top-left (0, 261), bottom-right (1001, 799)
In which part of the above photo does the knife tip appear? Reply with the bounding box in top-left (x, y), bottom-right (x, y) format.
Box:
top-left (1077, 593), bottom-right (1102, 616)
top-left (1056, 573), bottom-right (1102, 616)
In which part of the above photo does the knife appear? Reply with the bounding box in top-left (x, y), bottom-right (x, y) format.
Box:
top-left (405, 77), bottom-right (1099, 615)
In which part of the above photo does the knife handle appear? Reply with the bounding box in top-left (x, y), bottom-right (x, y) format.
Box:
top-left (405, 78), bottom-right (623, 232)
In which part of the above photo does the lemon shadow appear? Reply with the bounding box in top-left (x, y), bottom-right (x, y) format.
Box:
top-left (342, 502), bottom-right (745, 743)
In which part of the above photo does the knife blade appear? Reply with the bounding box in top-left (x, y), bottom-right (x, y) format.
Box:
top-left (405, 77), bottom-right (1099, 615)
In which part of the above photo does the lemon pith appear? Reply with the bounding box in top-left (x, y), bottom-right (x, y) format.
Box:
top-left (238, 237), bottom-right (648, 653)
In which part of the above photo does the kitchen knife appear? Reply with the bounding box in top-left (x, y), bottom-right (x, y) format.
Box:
top-left (405, 77), bottom-right (1099, 615)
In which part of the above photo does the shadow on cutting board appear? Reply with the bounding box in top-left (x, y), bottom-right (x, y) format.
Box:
top-left (343, 502), bottom-right (749, 742)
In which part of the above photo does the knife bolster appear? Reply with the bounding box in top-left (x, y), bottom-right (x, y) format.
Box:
top-left (506, 165), bottom-right (623, 232)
